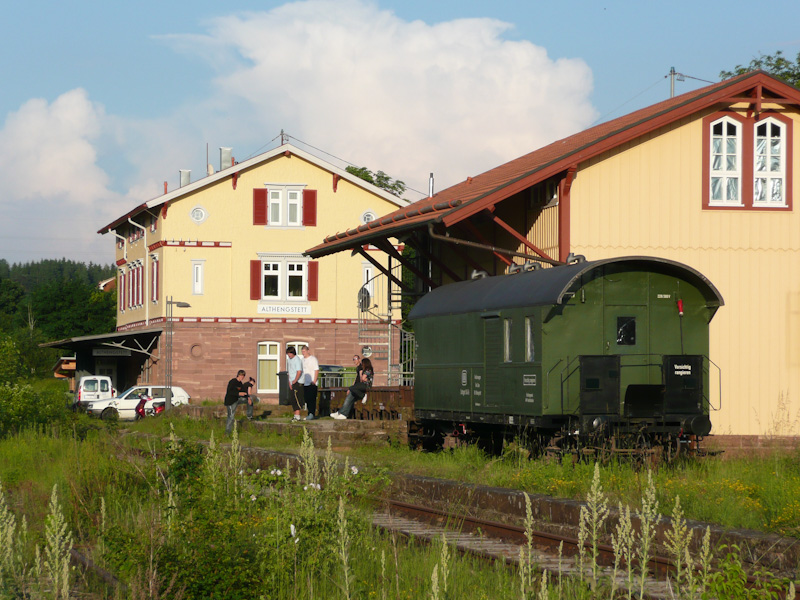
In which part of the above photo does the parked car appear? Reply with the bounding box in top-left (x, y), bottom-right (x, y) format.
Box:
top-left (84, 385), bottom-right (190, 421)
top-left (73, 375), bottom-right (116, 408)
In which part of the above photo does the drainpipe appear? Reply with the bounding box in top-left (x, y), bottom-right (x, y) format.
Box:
top-left (128, 218), bottom-right (149, 326)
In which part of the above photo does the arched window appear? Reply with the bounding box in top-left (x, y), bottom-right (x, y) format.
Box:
top-left (709, 116), bottom-right (742, 206)
top-left (754, 117), bottom-right (786, 206)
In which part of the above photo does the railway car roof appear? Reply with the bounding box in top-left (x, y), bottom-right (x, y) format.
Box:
top-left (408, 256), bottom-right (724, 319)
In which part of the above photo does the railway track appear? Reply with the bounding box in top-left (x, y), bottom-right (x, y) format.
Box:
top-left (374, 498), bottom-right (675, 599)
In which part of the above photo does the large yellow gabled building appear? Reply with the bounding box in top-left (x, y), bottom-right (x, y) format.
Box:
top-left (97, 143), bottom-right (408, 401)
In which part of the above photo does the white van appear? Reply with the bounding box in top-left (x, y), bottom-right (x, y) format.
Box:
top-left (75, 375), bottom-right (116, 405)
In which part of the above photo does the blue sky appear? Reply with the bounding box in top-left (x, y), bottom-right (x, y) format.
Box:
top-left (1, 0), bottom-right (798, 264)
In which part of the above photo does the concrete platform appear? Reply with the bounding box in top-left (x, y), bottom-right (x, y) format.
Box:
top-left (180, 402), bottom-right (408, 448)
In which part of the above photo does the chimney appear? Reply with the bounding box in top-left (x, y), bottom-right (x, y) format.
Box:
top-left (428, 173), bottom-right (434, 198)
top-left (180, 170), bottom-right (191, 187)
top-left (207, 163), bottom-right (214, 176)
top-left (220, 147), bottom-right (232, 171)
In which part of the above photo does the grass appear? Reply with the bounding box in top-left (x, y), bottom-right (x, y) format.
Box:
top-left (0, 424), bottom-right (796, 599)
top-left (131, 413), bottom-right (800, 538)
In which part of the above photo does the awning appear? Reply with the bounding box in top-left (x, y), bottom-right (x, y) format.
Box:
top-left (41, 328), bottom-right (163, 360)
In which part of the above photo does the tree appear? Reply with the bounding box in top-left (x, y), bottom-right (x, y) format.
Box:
top-left (720, 50), bottom-right (800, 87)
top-left (345, 166), bottom-right (407, 198)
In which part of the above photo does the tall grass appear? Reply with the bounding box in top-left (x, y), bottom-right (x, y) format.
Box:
top-left (1, 426), bottom-right (796, 599)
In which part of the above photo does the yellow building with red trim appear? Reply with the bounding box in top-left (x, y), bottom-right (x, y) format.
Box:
top-left (97, 143), bottom-right (407, 401)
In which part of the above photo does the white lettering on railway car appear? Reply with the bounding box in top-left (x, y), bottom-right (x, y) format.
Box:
top-left (523, 374), bottom-right (537, 386)
top-left (674, 364), bottom-right (692, 376)
top-left (525, 392), bottom-right (535, 403)
top-left (657, 294), bottom-right (671, 299)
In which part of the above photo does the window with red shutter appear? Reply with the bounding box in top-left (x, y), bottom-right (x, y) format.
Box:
top-left (253, 188), bottom-right (269, 225)
top-left (302, 189), bottom-right (317, 226)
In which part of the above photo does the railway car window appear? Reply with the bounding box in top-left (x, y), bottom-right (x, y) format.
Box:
top-left (616, 317), bottom-right (636, 345)
top-left (525, 316), bottom-right (535, 362)
top-left (503, 318), bottom-right (512, 362)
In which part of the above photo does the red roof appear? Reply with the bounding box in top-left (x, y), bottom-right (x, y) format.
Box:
top-left (307, 71), bottom-right (800, 258)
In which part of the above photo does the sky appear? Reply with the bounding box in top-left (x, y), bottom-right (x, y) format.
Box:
top-left (1, 0), bottom-right (799, 266)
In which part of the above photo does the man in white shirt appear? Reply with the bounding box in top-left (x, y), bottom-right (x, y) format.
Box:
top-left (286, 346), bottom-right (304, 422)
top-left (300, 345), bottom-right (319, 420)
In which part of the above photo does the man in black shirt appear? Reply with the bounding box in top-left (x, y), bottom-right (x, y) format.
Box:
top-left (224, 369), bottom-right (247, 435)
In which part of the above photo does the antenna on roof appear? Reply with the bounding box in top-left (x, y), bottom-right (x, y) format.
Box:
top-left (428, 173), bottom-right (434, 198)
top-left (280, 129), bottom-right (288, 145)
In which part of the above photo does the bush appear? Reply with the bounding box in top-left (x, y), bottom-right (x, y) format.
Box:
top-left (0, 383), bottom-right (68, 437)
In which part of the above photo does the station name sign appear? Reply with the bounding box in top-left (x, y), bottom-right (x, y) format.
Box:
top-left (258, 305), bottom-right (311, 315)
top-left (93, 348), bottom-right (131, 357)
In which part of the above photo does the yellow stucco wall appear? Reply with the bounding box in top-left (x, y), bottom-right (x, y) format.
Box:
top-left (569, 105), bottom-right (800, 435)
top-left (114, 152), bottom-right (400, 327)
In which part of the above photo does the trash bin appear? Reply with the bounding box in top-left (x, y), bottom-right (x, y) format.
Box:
top-left (278, 371), bottom-right (289, 406)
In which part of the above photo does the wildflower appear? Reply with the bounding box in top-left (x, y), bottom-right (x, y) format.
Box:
top-left (256, 468), bottom-right (261, 474)
top-left (276, 469), bottom-right (282, 476)
top-left (351, 466), bottom-right (359, 475)
top-left (239, 469), bottom-right (244, 475)
top-left (290, 524), bottom-right (296, 538)
top-left (250, 494), bottom-right (257, 502)
top-left (303, 486), bottom-right (308, 491)
top-left (270, 469), bottom-right (277, 475)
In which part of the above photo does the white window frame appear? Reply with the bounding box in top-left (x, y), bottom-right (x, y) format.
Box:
top-left (709, 116), bottom-right (742, 206)
top-left (258, 253), bottom-right (309, 302)
top-left (261, 261), bottom-right (281, 299)
top-left (264, 183), bottom-right (307, 228)
top-left (286, 261), bottom-right (306, 299)
top-left (268, 190), bottom-right (282, 226)
top-left (362, 263), bottom-right (374, 297)
top-left (257, 341), bottom-right (280, 393)
top-left (753, 117), bottom-right (786, 206)
top-left (287, 340), bottom-right (308, 369)
top-left (192, 260), bottom-right (205, 295)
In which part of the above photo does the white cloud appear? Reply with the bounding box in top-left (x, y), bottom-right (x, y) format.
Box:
top-left (0, 89), bottom-right (125, 263)
top-left (188, 0), bottom-right (597, 194)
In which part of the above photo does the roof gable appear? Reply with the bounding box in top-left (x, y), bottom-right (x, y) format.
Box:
top-left (99, 143), bottom-right (409, 234)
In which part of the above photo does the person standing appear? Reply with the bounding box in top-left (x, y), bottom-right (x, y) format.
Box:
top-left (224, 369), bottom-right (247, 435)
top-left (332, 358), bottom-right (373, 420)
top-left (241, 376), bottom-right (258, 420)
top-left (286, 346), bottom-right (304, 422)
top-left (300, 345), bottom-right (319, 420)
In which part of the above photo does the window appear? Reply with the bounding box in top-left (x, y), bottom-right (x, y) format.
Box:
top-left (253, 186), bottom-right (317, 227)
top-left (192, 260), bottom-right (204, 295)
top-left (754, 118), bottom-right (785, 206)
top-left (252, 255), bottom-right (318, 302)
top-left (703, 111), bottom-right (792, 210)
top-left (151, 257), bottom-right (159, 303)
top-left (525, 316), bottom-right (535, 362)
top-left (257, 341), bottom-right (280, 393)
top-left (287, 190), bottom-right (302, 226)
top-left (616, 317), bottom-right (636, 346)
top-left (709, 117), bottom-right (741, 205)
top-left (503, 318), bottom-right (512, 362)
top-left (190, 206), bottom-right (208, 224)
top-left (269, 190), bottom-right (282, 225)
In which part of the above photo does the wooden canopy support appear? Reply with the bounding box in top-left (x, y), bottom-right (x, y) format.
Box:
top-left (558, 167), bottom-right (576, 263)
top-left (461, 221), bottom-right (513, 266)
top-left (404, 234), bottom-right (463, 283)
top-left (353, 246), bottom-right (411, 292)
top-left (490, 214), bottom-right (556, 262)
top-left (373, 239), bottom-right (438, 289)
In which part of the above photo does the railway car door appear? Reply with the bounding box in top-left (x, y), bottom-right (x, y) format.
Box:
top-left (603, 306), bottom-right (652, 415)
top-left (482, 316), bottom-right (505, 410)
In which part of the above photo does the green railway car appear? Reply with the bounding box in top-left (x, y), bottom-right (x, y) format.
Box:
top-left (408, 256), bottom-right (724, 452)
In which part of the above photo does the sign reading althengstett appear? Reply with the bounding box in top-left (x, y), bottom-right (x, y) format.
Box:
top-left (258, 305), bottom-right (311, 315)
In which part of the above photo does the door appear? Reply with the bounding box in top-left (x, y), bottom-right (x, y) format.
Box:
top-left (482, 317), bottom-right (502, 409)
